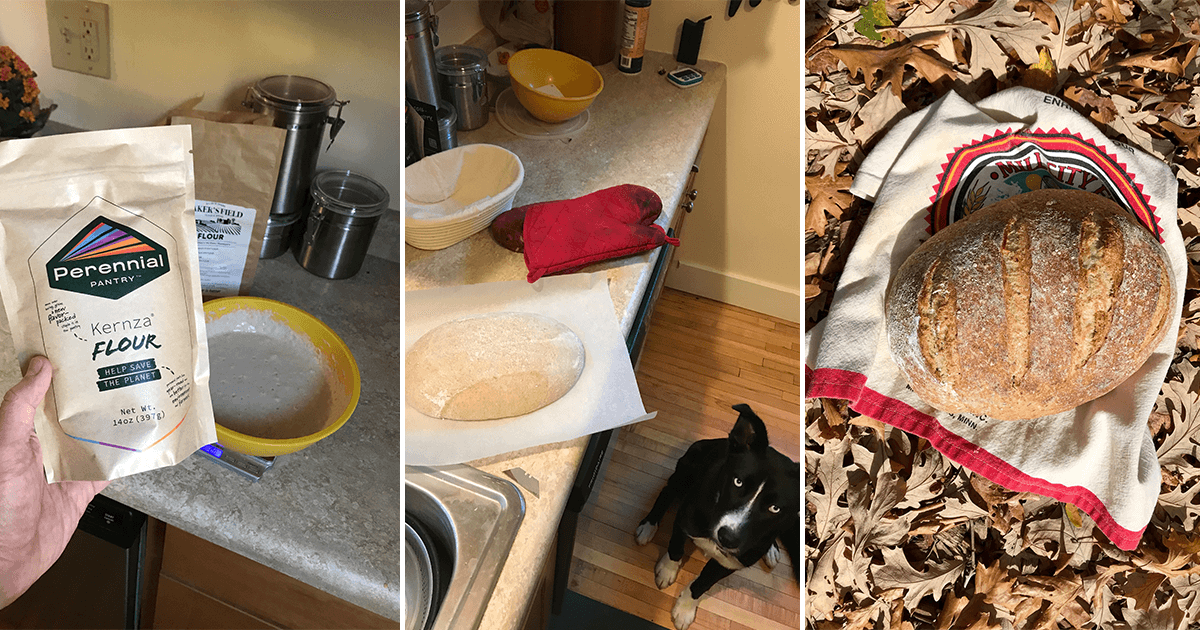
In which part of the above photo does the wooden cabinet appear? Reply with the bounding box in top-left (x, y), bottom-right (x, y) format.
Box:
top-left (149, 522), bottom-right (397, 629)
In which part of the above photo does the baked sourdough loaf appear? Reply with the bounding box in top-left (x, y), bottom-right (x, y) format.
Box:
top-left (885, 189), bottom-right (1175, 420)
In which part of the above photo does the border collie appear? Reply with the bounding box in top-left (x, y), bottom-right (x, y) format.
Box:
top-left (635, 403), bottom-right (800, 630)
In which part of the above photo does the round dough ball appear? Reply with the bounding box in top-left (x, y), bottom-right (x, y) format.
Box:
top-left (406, 312), bottom-right (585, 420)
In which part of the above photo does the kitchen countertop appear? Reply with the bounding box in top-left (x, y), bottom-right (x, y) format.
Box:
top-left (405, 50), bottom-right (725, 630)
top-left (104, 253), bottom-right (402, 621)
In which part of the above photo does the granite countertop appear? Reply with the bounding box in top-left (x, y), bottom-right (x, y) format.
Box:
top-left (104, 253), bottom-right (402, 621)
top-left (405, 50), bottom-right (725, 630)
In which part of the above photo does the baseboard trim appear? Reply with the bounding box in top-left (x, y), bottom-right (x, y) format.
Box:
top-left (664, 261), bottom-right (800, 323)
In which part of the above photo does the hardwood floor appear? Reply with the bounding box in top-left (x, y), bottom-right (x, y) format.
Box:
top-left (568, 289), bottom-right (801, 630)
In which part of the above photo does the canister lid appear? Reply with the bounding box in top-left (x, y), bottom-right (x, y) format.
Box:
top-left (311, 170), bottom-right (391, 220)
top-left (435, 46), bottom-right (488, 76)
top-left (251, 75), bottom-right (336, 113)
top-left (406, 0), bottom-right (432, 21)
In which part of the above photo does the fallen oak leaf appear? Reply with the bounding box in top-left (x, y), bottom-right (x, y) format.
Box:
top-left (1155, 357), bottom-right (1200, 470)
top-left (807, 433), bottom-right (854, 542)
top-left (806, 118), bottom-right (855, 177)
top-left (1119, 570), bottom-right (1168, 613)
top-left (871, 546), bottom-right (966, 611)
top-left (805, 174), bottom-right (855, 238)
top-left (1120, 592), bottom-right (1187, 630)
top-left (1160, 119), bottom-right (1200, 160)
top-left (847, 469), bottom-right (912, 555)
top-left (898, 0), bottom-right (1053, 82)
top-left (819, 38), bottom-right (957, 98)
top-left (1064, 84), bottom-right (1117, 123)
top-left (1012, 573), bottom-right (1091, 630)
top-left (1115, 41), bottom-right (1200, 76)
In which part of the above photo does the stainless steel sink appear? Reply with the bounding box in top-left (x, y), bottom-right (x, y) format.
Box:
top-left (405, 465), bottom-right (525, 630)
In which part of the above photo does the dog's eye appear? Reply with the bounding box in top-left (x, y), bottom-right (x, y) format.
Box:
top-left (732, 477), bottom-right (742, 487)
top-left (768, 505), bottom-right (780, 514)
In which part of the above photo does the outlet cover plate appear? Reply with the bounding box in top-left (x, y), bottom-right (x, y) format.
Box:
top-left (46, 0), bottom-right (111, 79)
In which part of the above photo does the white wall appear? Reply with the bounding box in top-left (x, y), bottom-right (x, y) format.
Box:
top-left (645, 0), bottom-right (801, 322)
top-left (0, 0), bottom-right (400, 210)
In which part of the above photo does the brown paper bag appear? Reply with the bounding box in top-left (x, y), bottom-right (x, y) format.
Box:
top-left (0, 126), bottom-right (216, 482)
top-left (162, 99), bottom-right (283, 298)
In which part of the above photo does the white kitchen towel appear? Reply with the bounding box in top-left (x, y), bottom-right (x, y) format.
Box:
top-left (805, 87), bottom-right (1185, 550)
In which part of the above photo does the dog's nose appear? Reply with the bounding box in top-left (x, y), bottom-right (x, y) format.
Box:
top-left (717, 526), bottom-right (738, 549)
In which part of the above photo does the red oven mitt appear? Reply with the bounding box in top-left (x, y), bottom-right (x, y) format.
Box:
top-left (490, 184), bottom-right (681, 283)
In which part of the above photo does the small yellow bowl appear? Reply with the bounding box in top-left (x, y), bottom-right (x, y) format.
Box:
top-left (507, 48), bottom-right (604, 123)
top-left (203, 297), bottom-right (360, 457)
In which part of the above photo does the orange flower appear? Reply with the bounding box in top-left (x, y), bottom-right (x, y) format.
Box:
top-left (19, 108), bottom-right (36, 122)
top-left (0, 95), bottom-right (8, 110)
top-left (21, 78), bottom-right (38, 103)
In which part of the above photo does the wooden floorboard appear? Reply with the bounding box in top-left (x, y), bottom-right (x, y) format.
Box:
top-left (570, 288), bottom-right (801, 628)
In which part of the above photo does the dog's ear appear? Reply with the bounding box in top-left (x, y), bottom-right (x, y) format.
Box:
top-left (729, 404), bottom-right (769, 453)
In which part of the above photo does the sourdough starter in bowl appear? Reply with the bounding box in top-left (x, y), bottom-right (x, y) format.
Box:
top-left (207, 309), bottom-right (333, 439)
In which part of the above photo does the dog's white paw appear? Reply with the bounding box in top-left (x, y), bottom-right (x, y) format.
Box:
top-left (635, 521), bottom-right (657, 546)
top-left (764, 542), bottom-right (781, 570)
top-left (671, 586), bottom-right (700, 630)
top-left (655, 552), bottom-right (681, 589)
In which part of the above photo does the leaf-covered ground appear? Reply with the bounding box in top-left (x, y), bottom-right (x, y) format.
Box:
top-left (805, 0), bottom-right (1200, 627)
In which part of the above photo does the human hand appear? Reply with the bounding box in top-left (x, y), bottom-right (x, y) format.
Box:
top-left (0, 356), bottom-right (109, 608)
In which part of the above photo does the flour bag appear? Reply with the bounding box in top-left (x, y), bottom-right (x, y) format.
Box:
top-left (0, 126), bottom-right (217, 482)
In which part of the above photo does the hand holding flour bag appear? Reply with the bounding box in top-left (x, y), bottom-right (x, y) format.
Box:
top-left (0, 126), bottom-right (217, 482)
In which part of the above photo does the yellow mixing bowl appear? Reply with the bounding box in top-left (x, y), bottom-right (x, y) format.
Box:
top-left (203, 297), bottom-right (360, 457)
top-left (507, 49), bottom-right (604, 123)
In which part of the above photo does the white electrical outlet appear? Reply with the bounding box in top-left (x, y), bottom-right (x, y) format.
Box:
top-left (47, 0), bottom-right (111, 79)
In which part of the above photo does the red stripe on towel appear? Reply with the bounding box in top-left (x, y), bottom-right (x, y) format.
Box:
top-left (805, 366), bottom-right (1146, 551)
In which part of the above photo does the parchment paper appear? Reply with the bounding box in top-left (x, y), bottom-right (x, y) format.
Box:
top-left (405, 272), bottom-right (653, 465)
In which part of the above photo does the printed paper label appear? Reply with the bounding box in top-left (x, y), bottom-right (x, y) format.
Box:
top-left (194, 200), bottom-right (254, 297)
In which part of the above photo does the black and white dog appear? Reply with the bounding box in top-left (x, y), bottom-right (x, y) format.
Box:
top-left (635, 403), bottom-right (800, 630)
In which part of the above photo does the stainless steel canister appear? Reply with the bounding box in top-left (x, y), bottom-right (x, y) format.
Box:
top-left (260, 212), bottom-right (303, 259)
top-left (436, 103), bottom-right (458, 151)
top-left (244, 75), bottom-right (348, 219)
top-left (435, 45), bottom-right (489, 130)
top-left (405, 0), bottom-right (440, 108)
top-left (295, 171), bottom-right (390, 279)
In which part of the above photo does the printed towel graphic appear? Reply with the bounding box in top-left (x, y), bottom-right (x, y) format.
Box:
top-left (806, 87), bottom-right (1185, 551)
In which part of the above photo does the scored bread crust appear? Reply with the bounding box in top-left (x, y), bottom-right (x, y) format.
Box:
top-left (885, 189), bottom-right (1175, 421)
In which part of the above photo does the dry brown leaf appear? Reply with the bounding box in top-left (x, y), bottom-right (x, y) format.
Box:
top-left (1012, 573), bottom-right (1090, 629)
top-left (1115, 42), bottom-right (1199, 75)
top-left (1120, 571), bottom-right (1168, 612)
top-left (805, 174), bottom-right (855, 237)
top-left (855, 88), bottom-right (909, 146)
top-left (822, 40), bottom-right (958, 97)
top-left (1119, 592), bottom-right (1187, 630)
top-left (808, 434), bottom-right (854, 542)
top-left (872, 546), bottom-right (966, 610)
top-left (806, 118), bottom-right (855, 178)
top-left (899, 1), bottom-right (1053, 81)
top-left (1156, 358), bottom-right (1200, 469)
top-left (849, 470), bottom-right (913, 554)
top-left (1064, 85), bottom-right (1119, 124)
top-left (896, 448), bottom-right (949, 510)
top-left (806, 532), bottom-right (844, 620)
top-left (1160, 119), bottom-right (1200, 159)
